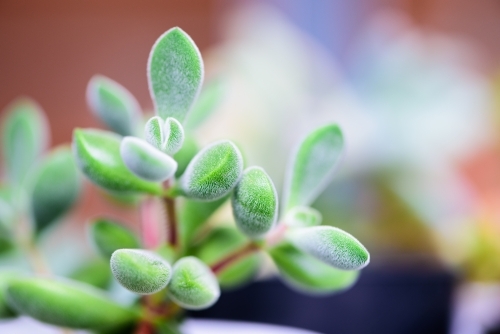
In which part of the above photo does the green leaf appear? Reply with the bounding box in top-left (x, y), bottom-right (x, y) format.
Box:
top-left (2, 97), bottom-right (49, 185)
top-left (30, 147), bottom-right (81, 233)
top-left (0, 189), bottom-right (14, 237)
top-left (168, 256), bottom-right (220, 310)
top-left (185, 78), bottom-right (224, 130)
top-left (163, 117), bottom-right (184, 155)
top-left (86, 75), bottom-right (141, 136)
top-left (72, 128), bottom-right (162, 194)
top-left (194, 227), bottom-right (259, 289)
top-left (144, 116), bottom-right (165, 151)
top-left (70, 259), bottom-right (112, 290)
top-left (180, 140), bottom-right (243, 201)
top-left (120, 136), bottom-right (177, 182)
top-left (173, 134), bottom-right (199, 178)
top-left (283, 124), bottom-right (344, 212)
top-left (284, 206), bottom-right (322, 228)
top-left (88, 218), bottom-right (141, 259)
top-left (269, 242), bottom-right (359, 295)
top-left (148, 27), bottom-right (203, 122)
top-left (0, 272), bottom-right (18, 319)
top-left (178, 196), bottom-right (228, 249)
top-left (287, 226), bottom-right (369, 270)
top-left (111, 249), bottom-right (172, 295)
top-left (232, 167), bottom-right (277, 239)
top-left (6, 277), bottom-right (137, 330)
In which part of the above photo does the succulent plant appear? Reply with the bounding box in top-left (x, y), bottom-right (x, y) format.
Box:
top-left (0, 26), bottom-right (369, 333)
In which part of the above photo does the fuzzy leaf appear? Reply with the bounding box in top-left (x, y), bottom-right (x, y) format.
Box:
top-left (232, 167), bottom-right (277, 239)
top-left (148, 27), bottom-right (203, 122)
top-left (72, 129), bottom-right (162, 194)
top-left (6, 277), bottom-right (137, 330)
top-left (283, 124), bottom-right (344, 212)
top-left (195, 227), bottom-right (259, 289)
top-left (88, 218), bottom-right (141, 259)
top-left (163, 117), bottom-right (184, 155)
top-left (173, 134), bottom-right (199, 178)
top-left (144, 116), bottom-right (165, 151)
top-left (2, 98), bottom-right (49, 185)
top-left (185, 78), bottom-right (224, 130)
top-left (287, 226), bottom-right (369, 270)
top-left (70, 259), bottom-right (112, 290)
top-left (0, 273), bottom-right (17, 319)
top-left (180, 140), bottom-right (243, 201)
top-left (168, 256), bottom-right (220, 310)
top-left (285, 206), bottom-right (322, 228)
top-left (120, 136), bottom-right (177, 182)
top-left (178, 196), bottom-right (228, 249)
top-left (269, 242), bottom-right (359, 294)
top-left (111, 249), bottom-right (172, 295)
top-left (86, 75), bottom-right (141, 136)
top-left (30, 147), bottom-right (81, 233)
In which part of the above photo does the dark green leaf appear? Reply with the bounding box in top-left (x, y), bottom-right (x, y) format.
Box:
top-left (88, 218), bottom-right (141, 259)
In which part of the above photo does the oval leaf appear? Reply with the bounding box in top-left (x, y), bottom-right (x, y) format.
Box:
top-left (30, 147), bottom-right (81, 233)
top-left (2, 98), bottom-right (49, 185)
top-left (144, 116), bottom-right (165, 151)
top-left (148, 27), bottom-right (203, 122)
top-left (283, 124), bottom-right (344, 212)
top-left (269, 242), bottom-right (359, 295)
top-left (72, 128), bottom-right (162, 194)
top-left (6, 278), bottom-right (136, 330)
top-left (88, 218), bottom-right (141, 259)
top-left (194, 227), bottom-right (259, 289)
top-left (163, 117), bottom-right (184, 155)
top-left (287, 226), bottom-right (369, 270)
top-left (284, 206), bottom-right (322, 228)
top-left (111, 249), bottom-right (172, 295)
top-left (168, 256), bottom-right (220, 310)
top-left (232, 167), bottom-right (277, 239)
top-left (180, 140), bottom-right (243, 201)
top-left (120, 136), bottom-right (177, 182)
top-left (86, 75), bottom-right (141, 136)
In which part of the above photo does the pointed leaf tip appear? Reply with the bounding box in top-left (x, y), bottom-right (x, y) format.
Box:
top-left (232, 167), bottom-right (278, 239)
top-left (288, 226), bottom-right (370, 270)
top-left (148, 27), bottom-right (204, 122)
top-left (111, 249), bottom-right (172, 295)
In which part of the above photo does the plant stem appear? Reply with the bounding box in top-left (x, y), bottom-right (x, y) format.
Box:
top-left (25, 240), bottom-right (51, 275)
top-left (210, 242), bottom-right (260, 275)
top-left (163, 196), bottom-right (178, 248)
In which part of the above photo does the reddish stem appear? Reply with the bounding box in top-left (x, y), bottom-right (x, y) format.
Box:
top-left (211, 243), bottom-right (260, 275)
top-left (134, 321), bottom-right (154, 334)
top-left (163, 196), bottom-right (177, 248)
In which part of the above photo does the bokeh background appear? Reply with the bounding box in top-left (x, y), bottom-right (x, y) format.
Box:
top-left (3, 0), bottom-right (500, 333)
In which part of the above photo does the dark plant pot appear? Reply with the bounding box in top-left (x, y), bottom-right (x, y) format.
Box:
top-left (191, 264), bottom-right (455, 334)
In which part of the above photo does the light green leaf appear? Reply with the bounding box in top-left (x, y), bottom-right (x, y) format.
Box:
top-left (88, 218), bottom-right (141, 259)
top-left (180, 140), bottom-right (243, 201)
top-left (283, 124), bottom-right (344, 212)
top-left (86, 75), bottom-right (141, 136)
top-left (70, 259), bottom-right (112, 290)
top-left (168, 256), bottom-right (220, 310)
top-left (30, 147), bottom-right (81, 233)
top-left (194, 227), bottom-right (259, 289)
top-left (148, 27), bottom-right (203, 122)
top-left (284, 206), bottom-right (322, 228)
top-left (163, 117), bottom-right (184, 155)
top-left (185, 78), bottom-right (224, 130)
top-left (0, 272), bottom-right (17, 319)
top-left (287, 226), bottom-right (369, 270)
top-left (269, 242), bottom-right (359, 295)
top-left (173, 134), bottom-right (199, 178)
top-left (232, 167), bottom-right (277, 239)
top-left (72, 128), bottom-right (162, 194)
top-left (144, 116), bottom-right (165, 151)
top-left (6, 277), bottom-right (137, 330)
top-left (2, 98), bottom-right (49, 185)
top-left (111, 249), bottom-right (172, 295)
top-left (120, 136), bottom-right (177, 182)
top-left (178, 196), bottom-right (228, 249)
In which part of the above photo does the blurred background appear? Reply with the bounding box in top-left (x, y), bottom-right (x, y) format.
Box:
top-left (2, 0), bottom-right (500, 333)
